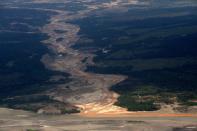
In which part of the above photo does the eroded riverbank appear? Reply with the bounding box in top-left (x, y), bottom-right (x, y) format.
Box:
top-left (35, 0), bottom-right (130, 115)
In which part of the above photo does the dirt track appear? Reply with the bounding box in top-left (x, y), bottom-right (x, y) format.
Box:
top-left (0, 108), bottom-right (197, 131)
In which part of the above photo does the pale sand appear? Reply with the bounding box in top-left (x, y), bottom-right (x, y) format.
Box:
top-left (0, 108), bottom-right (197, 131)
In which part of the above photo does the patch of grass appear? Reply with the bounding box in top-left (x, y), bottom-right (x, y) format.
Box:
top-left (26, 129), bottom-right (39, 131)
top-left (177, 92), bottom-right (197, 102)
top-left (184, 102), bottom-right (197, 106)
top-left (158, 93), bottom-right (177, 104)
top-left (97, 57), bottom-right (197, 71)
top-left (62, 108), bottom-right (80, 114)
top-left (115, 94), bottom-right (159, 111)
top-left (177, 92), bottom-right (197, 106)
top-left (131, 85), bottom-right (159, 96)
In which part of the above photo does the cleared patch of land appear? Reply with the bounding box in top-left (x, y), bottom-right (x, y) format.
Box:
top-left (0, 108), bottom-right (197, 131)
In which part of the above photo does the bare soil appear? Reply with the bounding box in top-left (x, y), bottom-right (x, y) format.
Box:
top-left (0, 108), bottom-right (197, 131)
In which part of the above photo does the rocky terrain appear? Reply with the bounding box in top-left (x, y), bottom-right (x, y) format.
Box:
top-left (28, 0), bottom-right (141, 115)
